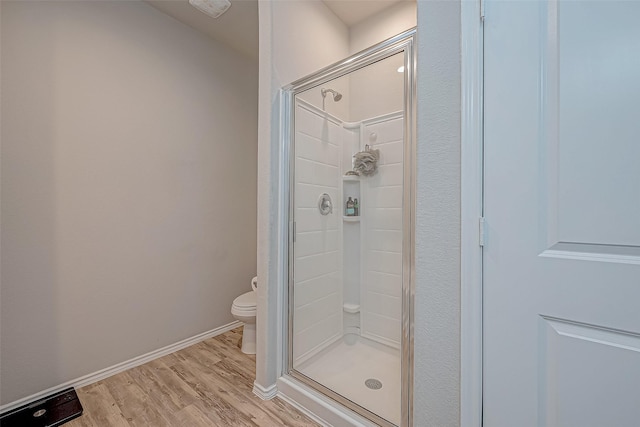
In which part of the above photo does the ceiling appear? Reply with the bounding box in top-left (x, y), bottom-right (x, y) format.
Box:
top-left (145, 0), bottom-right (259, 60)
top-left (323, 0), bottom-right (407, 27)
top-left (145, 0), bottom-right (410, 61)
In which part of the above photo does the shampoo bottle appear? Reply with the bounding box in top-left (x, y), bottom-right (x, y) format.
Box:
top-left (345, 197), bottom-right (355, 216)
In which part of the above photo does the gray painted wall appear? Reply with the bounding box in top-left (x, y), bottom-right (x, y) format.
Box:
top-left (414, 1), bottom-right (462, 425)
top-left (0, 0), bottom-right (257, 405)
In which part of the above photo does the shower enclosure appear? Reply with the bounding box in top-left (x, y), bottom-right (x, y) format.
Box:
top-left (282, 30), bottom-right (415, 427)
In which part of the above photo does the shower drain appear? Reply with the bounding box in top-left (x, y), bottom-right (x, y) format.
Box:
top-left (365, 378), bottom-right (383, 390)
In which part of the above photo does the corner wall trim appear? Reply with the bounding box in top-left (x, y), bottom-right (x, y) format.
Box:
top-left (252, 382), bottom-right (278, 400)
top-left (0, 321), bottom-right (242, 414)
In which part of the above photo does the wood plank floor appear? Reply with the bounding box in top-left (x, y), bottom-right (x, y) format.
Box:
top-left (65, 328), bottom-right (320, 427)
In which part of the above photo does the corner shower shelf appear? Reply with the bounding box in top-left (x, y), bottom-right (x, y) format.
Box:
top-left (343, 216), bottom-right (360, 222)
top-left (342, 175), bottom-right (360, 182)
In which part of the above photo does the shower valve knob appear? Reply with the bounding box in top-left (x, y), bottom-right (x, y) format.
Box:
top-left (317, 193), bottom-right (333, 215)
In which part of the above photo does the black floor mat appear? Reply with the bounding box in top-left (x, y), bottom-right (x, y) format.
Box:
top-left (0, 387), bottom-right (83, 427)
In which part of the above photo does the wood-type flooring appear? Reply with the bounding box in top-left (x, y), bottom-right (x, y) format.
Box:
top-left (65, 328), bottom-right (320, 427)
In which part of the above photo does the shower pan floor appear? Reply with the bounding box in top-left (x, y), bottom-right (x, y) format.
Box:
top-left (297, 334), bottom-right (401, 425)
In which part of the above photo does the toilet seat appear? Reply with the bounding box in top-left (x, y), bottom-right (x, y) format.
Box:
top-left (231, 291), bottom-right (256, 316)
top-left (233, 291), bottom-right (256, 308)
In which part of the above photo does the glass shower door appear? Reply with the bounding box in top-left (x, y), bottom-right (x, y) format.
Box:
top-left (288, 41), bottom-right (413, 427)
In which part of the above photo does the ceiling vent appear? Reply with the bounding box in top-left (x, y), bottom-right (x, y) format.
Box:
top-left (188, 0), bottom-right (231, 19)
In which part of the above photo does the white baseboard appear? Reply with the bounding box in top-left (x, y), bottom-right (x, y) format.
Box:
top-left (294, 332), bottom-right (342, 367)
top-left (0, 320), bottom-right (242, 413)
top-left (360, 331), bottom-right (400, 350)
top-left (252, 381), bottom-right (278, 400)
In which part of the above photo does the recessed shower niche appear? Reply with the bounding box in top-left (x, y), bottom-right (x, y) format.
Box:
top-left (284, 30), bottom-right (415, 427)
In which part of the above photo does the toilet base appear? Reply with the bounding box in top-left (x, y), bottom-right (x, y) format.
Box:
top-left (240, 322), bottom-right (256, 354)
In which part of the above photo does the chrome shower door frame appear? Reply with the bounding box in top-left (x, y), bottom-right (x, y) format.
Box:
top-left (282, 28), bottom-right (416, 427)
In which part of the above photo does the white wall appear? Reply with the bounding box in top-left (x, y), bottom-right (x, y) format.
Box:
top-left (348, 53), bottom-right (405, 124)
top-left (292, 101), bottom-right (343, 363)
top-left (349, 1), bottom-right (417, 54)
top-left (272, 1), bottom-right (349, 86)
top-left (256, 0), bottom-right (349, 393)
top-left (361, 114), bottom-right (404, 347)
top-left (0, 0), bottom-right (257, 405)
top-left (414, 0), bottom-right (462, 425)
top-left (348, 3), bottom-right (415, 122)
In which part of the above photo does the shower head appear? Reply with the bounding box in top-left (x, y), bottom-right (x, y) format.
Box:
top-left (321, 88), bottom-right (342, 102)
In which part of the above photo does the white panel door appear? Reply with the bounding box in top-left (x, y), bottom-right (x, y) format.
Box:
top-left (483, 1), bottom-right (640, 426)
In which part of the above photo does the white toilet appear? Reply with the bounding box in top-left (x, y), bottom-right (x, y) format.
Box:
top-left (231, 276), bottom-right (257, 354)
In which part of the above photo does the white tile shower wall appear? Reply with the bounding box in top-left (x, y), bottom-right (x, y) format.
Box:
top-left (293, 100), bottom-right (344, 363)
top-left (361, 114), bottom-right (404, 347)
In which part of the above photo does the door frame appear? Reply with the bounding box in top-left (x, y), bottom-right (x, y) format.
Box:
top-left (460, 0), bottom-right (484, 426)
